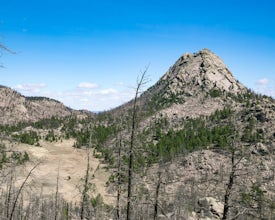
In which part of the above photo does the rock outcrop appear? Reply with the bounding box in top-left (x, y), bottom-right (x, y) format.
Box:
top-left (159, 49), bottom-right (246, 99)
top-left (251, 142), bottom-right (270, 156)
top-left (197, 197), bottom-right (224, 219)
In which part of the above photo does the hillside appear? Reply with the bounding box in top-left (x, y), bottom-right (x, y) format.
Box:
top-left (95, 49), bottom-right (275, 219)
top-left (0, 49), bottom-right (274, 219)
top-left (108, 49), bottom-right (274, 135)
top-left (0, 85), bottom-right (91, 124)
top-left (109, 49), bottom-right (248, 120)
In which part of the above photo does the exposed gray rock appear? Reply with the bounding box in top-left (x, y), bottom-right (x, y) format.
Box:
top-left (197, 197), bottom-right (224, 219)
top-left (251, 142), bottom-right (269, 156)
top-left (160, 49), bottom-right (247, 98)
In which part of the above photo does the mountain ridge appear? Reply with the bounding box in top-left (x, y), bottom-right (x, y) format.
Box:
top-left (108, 49), bottom-right (251, 122)
top-left (0, 48), bottom-right (272, 124)
top-left (0, 86), bottom-right (90, 124)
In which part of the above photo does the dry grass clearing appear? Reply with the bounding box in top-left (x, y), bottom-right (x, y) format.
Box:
top-left (13, 139), bottom-right (114, 205)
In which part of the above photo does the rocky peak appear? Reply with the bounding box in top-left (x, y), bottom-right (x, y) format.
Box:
top-left (160, 49), bottom-right (246, 98)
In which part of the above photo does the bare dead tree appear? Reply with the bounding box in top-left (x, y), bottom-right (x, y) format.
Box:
top-left (222, 134), bottom-right (244, 220)
top-left (126, 68), bottom-right (149, 220)
top-left (9, 162), bottom-right (40, 220)
top-left (153, 170), bottom-right (162, 220)
top-left (222, 147), bottom-right (236, 220)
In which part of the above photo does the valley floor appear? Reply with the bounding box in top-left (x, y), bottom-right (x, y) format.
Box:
top-left (12, 139), bottom-right (114, 205)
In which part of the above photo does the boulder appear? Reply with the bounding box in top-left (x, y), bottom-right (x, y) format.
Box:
top-left (197, 197), bottom-right (223, 219)
top-left (251, 143), bottom-right (269, 156)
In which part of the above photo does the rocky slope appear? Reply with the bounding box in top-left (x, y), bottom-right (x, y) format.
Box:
top-left (105, 49), bottom-right (274, 158)
top-left (101, 49), bottom-right (275, 219)
top-left (0, 85), bottom-right (90, 124)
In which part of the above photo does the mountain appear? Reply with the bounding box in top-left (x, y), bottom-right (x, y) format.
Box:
top-left (0, 85), bottom-right (90, 124)
top-left (111, 49), bottom-right (250, 122)
top-left (148, 48), bottom-right (246, 99)
top-left (108, 49), bottom-right (274, 154)
top-left (0, 49), bottom-right (274, 219)
top-left (95, 49), bottom-right (275, 219)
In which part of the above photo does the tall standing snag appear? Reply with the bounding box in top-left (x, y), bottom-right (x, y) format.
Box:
top-left (153, 170), bottom-right (162, 220)
top-left (9, 162), bottom-right (40, 220)
top-left (126, 69), bottom-right (148, 220)
top-left (221, 131), bottom-right (245, 220)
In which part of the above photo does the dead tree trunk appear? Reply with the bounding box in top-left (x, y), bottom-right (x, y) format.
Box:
top-left (153, 171), bottom-right (162, 220)
top-left (222, 149), bottom-right (236, 220)
top-left (126, 70), bottom-right (148, 220)
top-left (9, 162), bottom-right (40, 220)
top-left (222, 132), bottom-right (243, 220)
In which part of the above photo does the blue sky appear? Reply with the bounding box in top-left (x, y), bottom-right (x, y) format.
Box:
top-left (1, 0), bottom-right (275, 111)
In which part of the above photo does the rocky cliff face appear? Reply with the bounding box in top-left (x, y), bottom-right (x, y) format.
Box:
top-left (0, 86), bottom-right (87, 124)
top-left (158, 49), bottom-right (246, 99)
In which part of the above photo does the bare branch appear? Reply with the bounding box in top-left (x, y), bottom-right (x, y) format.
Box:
top-left (9, 162), bottom-right (41, 220)
top-left (0, 44), bottom-right (15, 54)
top-left (126, 67), bottom-right (149, 220)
